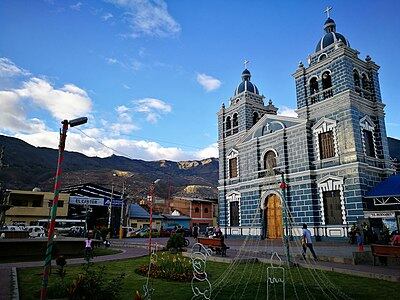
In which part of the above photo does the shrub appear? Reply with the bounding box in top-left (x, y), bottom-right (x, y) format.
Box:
top-left (166, 233), bottom-right (186, 251)
top-left (135, 252), bottom-right (192, 282)
top-left (67, 264), bottom-right (126, 300)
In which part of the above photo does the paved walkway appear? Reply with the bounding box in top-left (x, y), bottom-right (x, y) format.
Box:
top-left (0, 268), bottom-right (11, 300)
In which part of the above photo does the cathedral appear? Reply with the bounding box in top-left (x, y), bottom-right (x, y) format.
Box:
top-left (217, 13), bottom-right (394, 239)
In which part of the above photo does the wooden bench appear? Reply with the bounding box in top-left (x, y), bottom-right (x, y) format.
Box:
top-left (197, 237), bottom-right (229, 257)
top-left (371, 244), bottom-right (400, 266)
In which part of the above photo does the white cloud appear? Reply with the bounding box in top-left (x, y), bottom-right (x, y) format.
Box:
top-left (107, 0), bottom-right (181, 38)
top-left (102, 13), bottom-right (114, 21)
top-left (196, 73), bottom-right (221, 92)
top-left (70, 2), bottom-right (82, 11)
top-left (106, 57), bottom-right (118, 64)
top-left (0, 90), bottom-right (46, 133)
top-left (0, 57), bottom-right (30, 77)
top-left (196, 143), bottom-right (218, 159)
top-left (110, 105), bottom-right (139, 134)
top-left (15, 77), bottom-right (92, 120)
top-left (278, 106), bottom-right (298, 118)
top-left (134, 98), bottom-right (172, 123)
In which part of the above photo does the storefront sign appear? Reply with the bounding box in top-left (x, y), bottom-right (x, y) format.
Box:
top-left (364, 211), bottom-right (395, 218)
top-left (69, 196), bottom-right (104, 206)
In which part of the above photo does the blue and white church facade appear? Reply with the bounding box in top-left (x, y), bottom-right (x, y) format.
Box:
top-left (217, 15), bottom-right (394, 238)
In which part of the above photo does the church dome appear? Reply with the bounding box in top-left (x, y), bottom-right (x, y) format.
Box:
top-left (234, 69), bottom-right (260, 95)
top-left (315, 17), bottom-right (350, 52)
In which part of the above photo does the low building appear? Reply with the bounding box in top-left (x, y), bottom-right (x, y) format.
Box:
top-left (5, 189), bottom-right (69, 225)
top-left (169, 197), bottom-right (218, 232)
top-left (162, 212), bottom-right (191, 229)
top-left (128, 203), bottom-right (163, 230)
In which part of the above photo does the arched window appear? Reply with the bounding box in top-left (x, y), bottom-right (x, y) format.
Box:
top-left (318, 53), bottom-right (327, 62)
top-left (263, 151), bottom-right (277, 171)
top-left (194, 207), bottom-right (199, 213)
top-left (322, 71), bottom-right (333, 99)
top-left (225, 116), bottom-right (231, 137)
top-left (232, 113), bottom-right (239, 134)
top-left (204, 207), bottom-right (209, 213)
top-left (361, 74), bottom-right (372, 100)
top-left (309, 77), bottom-right (319, 103)
top-left (253, 112), bottom-right (259, 125)
top-left (353, 70), bottom-right (361, 96)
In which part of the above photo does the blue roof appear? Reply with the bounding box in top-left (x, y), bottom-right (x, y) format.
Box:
top-left (128, 203), bottom-right (149, 219)
top-left (365, 175), bottom-right (400, 198)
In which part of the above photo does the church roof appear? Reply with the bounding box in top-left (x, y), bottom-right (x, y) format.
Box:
top-left (234, 69), bottom-right (260, 96)
top-left (315, 17), bottom-right (350, 52)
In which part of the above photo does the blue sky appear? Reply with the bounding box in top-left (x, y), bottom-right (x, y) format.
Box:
top-left (0, 0), bottom-right (399, 161)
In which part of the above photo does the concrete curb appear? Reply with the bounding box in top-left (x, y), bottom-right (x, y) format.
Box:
top-left (10, 267), bottom-right (19, 300)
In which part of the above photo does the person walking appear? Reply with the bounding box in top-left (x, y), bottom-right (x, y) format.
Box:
top-left (301, 224), bottom-right (318, 261)
top-left (84, 235), bottom-right (93, 261)
top-left (192, 224), bottom-right (199, 240)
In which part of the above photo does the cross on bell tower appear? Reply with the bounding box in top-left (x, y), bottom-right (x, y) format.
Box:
top-left (244, 59), bottom-right (249, 69)
top-left (324, 6), bottom-right (332, 18)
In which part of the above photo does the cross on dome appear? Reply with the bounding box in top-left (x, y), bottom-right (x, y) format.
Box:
top-left (244, 60), bottom-right (249, 69)
top-left (324, 6), bottom-right (332, 18)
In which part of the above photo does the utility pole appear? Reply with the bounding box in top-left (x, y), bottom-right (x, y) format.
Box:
top-left (279, 171), bottom-right (291, 267)
top-left (0, 146), bottom-right (11, 229)
top-left (107, 184), bottom-right (114, 239)
top-left (119, 181), bottom-right (126, 239)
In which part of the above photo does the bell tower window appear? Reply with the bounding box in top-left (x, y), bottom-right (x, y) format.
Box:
top-left (232, 113), bottom-right (239, 134)
top-left (309, 77), bottom-right (319, 104)
top-left (225, 116), bottom-right (232, 137)
top-left (322, 71), bottom-right (333, 99)
top-left (353, 70), bottom-right (361, 96)
top-left (253, 112), bottom-right (259, 125)
top-left (361, 74), bottom-right (372, 100)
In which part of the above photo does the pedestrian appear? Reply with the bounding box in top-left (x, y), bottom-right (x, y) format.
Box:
top-left (192, 224), bottom-right (199, 239)
top-left (301, 224), bottom-right (318, 261)
top-left (84, 235), bottom-right (93, 260)
top-left (356, 229), bottom-right (364, 252)
top-left (390, 231), bottom-right (400, 246)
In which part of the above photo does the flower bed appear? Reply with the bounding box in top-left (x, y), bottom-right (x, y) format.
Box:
top-left (135, 252), bottom-right (192, 282)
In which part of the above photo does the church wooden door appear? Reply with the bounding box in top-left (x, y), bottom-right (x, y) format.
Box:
top-left (265, 195), bottom-right (283, 239)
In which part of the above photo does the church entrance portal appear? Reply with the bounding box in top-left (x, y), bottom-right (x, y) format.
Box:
top-left (265, 194), bottom-right (283, 239)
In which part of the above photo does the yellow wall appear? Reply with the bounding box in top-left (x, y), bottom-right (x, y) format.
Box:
top-left (129, 219), bottom-right (162, 230)
top-left (5, 190), bottom-right (70, 225)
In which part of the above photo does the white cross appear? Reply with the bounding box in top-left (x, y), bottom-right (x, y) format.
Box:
top-left (244, 60), bottom-right (249, 69)
top-left (324, 6), bottom-right (332, 18)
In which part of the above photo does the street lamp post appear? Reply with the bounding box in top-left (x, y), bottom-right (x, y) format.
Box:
top-left (40, 117), bottom-right (87, 300)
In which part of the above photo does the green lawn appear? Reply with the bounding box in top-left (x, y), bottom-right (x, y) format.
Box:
top-left (18, 255), bottom-right (400, 300)
top-left (0, 247), bottom-right (121, 263)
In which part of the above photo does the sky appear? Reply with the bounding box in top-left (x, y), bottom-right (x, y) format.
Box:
top-left (0, 0), bottom-right (399, 161)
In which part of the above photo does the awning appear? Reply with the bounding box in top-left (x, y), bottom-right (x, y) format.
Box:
top-left (365, 174), bottom-right (400, 198)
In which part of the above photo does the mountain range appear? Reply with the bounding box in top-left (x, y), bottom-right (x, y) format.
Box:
top-left (0, 135), bottom-right (219, 199)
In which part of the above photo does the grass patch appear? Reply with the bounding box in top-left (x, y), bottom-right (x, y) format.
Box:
top-left (18, 255), bottom-right (400, 299)
top-left (0, 247), bottom-right (122, 263)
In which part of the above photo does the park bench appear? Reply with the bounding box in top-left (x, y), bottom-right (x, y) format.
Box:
top-left (197, 237), bottom-right (229, 257)
top-left (370, 244), bottom-right (400, 266)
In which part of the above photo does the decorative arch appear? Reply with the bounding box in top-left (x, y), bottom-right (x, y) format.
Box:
top-left (260, 189), bottom-right (283, 210)
top-left (261, 149), bottom-right (278, 171)
top-left (312, 117), bottom-right (339, 160)
top-left (318, 53), bottom-right (328, 62)
top-left (360, 115), bottom-right (376, 157)
top-left (316, 175), bottom-right (346, 225)
top-left (227, 191), bottom-right (241, 227)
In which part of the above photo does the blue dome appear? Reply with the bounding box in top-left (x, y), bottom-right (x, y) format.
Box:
top-left (315, 32), bottom-right (350, 52)
top-left (315, 18), bottom-right (350, 52)
top-left (234, 69), bottom-right (260, 95)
